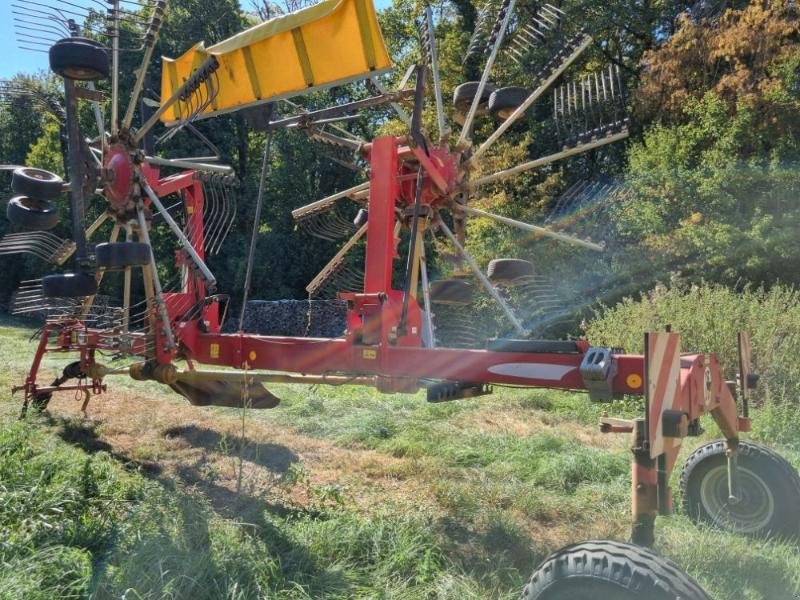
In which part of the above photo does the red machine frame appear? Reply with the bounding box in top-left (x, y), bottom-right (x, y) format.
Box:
top-left (16, 134), bottom-right (751, 546)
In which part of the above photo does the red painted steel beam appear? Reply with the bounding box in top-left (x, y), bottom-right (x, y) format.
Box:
top-left (182, 331), bottom-right (649, 394)
top-left (364, 136), bottom-right (399, 294)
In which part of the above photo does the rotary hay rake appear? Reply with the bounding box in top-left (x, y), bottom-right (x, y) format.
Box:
top-left (3, 0), bottom-right (800, 597)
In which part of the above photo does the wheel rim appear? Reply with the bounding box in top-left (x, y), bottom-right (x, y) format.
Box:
top-left (699, 464), bottom-right (775, 533)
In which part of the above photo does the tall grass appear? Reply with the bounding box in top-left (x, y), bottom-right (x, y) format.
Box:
top-left (0, 418), bottom-right (506, 599)
top-left (586, 282), bottom-right (800, 446)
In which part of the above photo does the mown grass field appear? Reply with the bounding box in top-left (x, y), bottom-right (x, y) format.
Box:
top-left (0, 311), bottom-right (799, 600)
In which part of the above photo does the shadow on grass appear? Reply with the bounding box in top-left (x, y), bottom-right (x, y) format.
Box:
top-left (45, 414), bottom-right (355, 597)
top-left (52, 414), bottom-right (164, 477)
top-left (163, 424), bottom-right (298, 474)
top-left (46, 412), bottom-right (546, 597)
top-left (437, 514), bottom-right (542, 588)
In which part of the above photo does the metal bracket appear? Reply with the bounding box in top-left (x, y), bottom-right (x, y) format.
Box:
top-left (580, 347), bottom-right (618, 402)
top-left (427, 381), bottom-right (492, 402)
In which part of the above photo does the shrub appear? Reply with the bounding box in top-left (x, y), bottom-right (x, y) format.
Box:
top-left (586, 283), bottom-right (800, 446)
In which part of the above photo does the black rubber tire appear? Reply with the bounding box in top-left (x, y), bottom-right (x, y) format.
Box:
top-left (42, 272), bottom-right (98, 298)
top-left (6, 196), bottom-right (59, 230)
top-left (95, 242), bottom-right (151, 270)
top-left (11, 167), bottom-right (64, 200)
top-left (49, 37), bottom-right (109, 81)
top-left (680, 440), bottom-right (800, 539)
top-left (522, 540), bottom-right (710, 600)
top-left (488, 86), bottom-right (530, 119)
top-left (453, 81), bottom-right (496, 112)
top-left (487, 258), bottom-right (534, 284)
top-left (430, 279), bottom-right (473, 305)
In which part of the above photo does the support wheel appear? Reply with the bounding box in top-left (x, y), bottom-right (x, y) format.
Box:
top-left (6, 196), bottom-right (59, 230)
top-left (49, 37), bottom-right (110, 81)
top-left (488, 87), bottom-right (530, 120)
top-left (95, 242), bottom-right (151, 270)
top-left (487, 258), bottom-right (534, 284)
top-left (680, 440), bottom-right (800, 539)
top-left (430, 279), bottom-right (473, 305)
top-left (42, 272), bottom-right (98, 298)
top-left (453, 82), bottom-right (496, 123)
top-left (522, 540), bottom-right (710, 600)
top-left (11, 167), bottom-right (64, 200)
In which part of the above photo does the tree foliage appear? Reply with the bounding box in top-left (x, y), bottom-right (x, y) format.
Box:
top-left (1, 0), bottom-right (798, 328)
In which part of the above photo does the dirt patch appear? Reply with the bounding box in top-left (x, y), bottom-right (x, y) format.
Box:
top-left (44, 390), bottom-right (435, 521)
top-left (41, 386), bottom-right (631, 559)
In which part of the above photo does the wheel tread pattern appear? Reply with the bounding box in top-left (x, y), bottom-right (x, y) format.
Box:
top-left (522, 540), bottom-right (710, 600)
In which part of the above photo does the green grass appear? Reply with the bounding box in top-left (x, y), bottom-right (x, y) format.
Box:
top-left (1, 309), bottom-right (800, 599)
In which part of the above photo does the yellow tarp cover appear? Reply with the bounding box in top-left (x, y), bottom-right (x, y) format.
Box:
top-left (159, 0), bottom-right (392, 123)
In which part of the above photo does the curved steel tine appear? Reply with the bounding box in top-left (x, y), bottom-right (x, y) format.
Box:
top-left (217, 180), bottom-right (238, 253)
top-left (199, 179), bottom-right (218, 251)
top-left (458, 0), bottom-right (517, 146)
top-left (215, 177), bottom-right (234, 251)
top-left (207, 178), bottom-right (227, 254)
top-left (207, 179), bottom-right (227, 254)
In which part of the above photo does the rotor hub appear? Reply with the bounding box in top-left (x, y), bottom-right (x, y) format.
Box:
top-left (103, 143), bottom-right (136, 213)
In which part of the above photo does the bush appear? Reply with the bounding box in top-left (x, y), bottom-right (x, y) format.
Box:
top-left (586, 283), bottom-right (800, 446)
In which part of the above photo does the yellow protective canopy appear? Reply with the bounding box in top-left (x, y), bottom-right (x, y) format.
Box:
top-left (159, 0), bottom-right (392, 124)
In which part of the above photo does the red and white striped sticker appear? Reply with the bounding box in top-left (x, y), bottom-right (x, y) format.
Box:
top-left (646, 332), bottom-right (681, 458)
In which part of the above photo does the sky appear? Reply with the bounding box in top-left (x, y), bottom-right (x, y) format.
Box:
top-left (0, 0), bottom-right (394, 79)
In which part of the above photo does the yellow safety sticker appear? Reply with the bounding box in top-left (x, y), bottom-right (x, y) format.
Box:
top-left (210, 343), bottom-right (220, 359)
top-left (362, 349), bottom-right (377, 360)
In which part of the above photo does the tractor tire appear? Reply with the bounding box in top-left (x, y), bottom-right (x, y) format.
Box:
top-left (95, 242), bottom-right (151, 270)
top-left (680, 440), bottom-right (800, 539)
top-left (49, 37), bottom-right (109, 81)
top-left (42, 272), bottom-right (98, 298)
top-left (429, 279), bottom-right (473, 305)
top-left (6, 196), bottom-right (59, 230)
top-left (521, 540), bottom-right (710, 600)
top-left (488, 86), bottom-right (530, 120)
top-left (11, 167), bottom-right (64, 201)
top-left (453, 81), bottom-right (496, 112)
top-left (487, 258), bottom-right (534, 284)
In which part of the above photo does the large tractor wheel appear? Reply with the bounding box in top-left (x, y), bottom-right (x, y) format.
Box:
top-left (522, 540), bottom-right (710, 600)
top-left (680, 440), bottom-right (800, 539)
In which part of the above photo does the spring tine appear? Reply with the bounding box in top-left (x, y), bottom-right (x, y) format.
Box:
top-left (519, 25), bottom-right (545, 44)
top-left (531, 16), bottom-right (553, 31)
top-left (12, 9), bottom-right (72, 35)
top-left (207, 179), bottom-right (226, 254)
top-left (202, 180), bottom-right (220, 251)
top-left (214, 179), bottom-right (237, 254)
top-left (543, 3), bottom-right (566, 16)
top-left (205, 177), bottom-right (226, 254)
top-left (13, 20), bottom-right (67, 39)
top-left (212, 178), bottom-right (231, 253)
